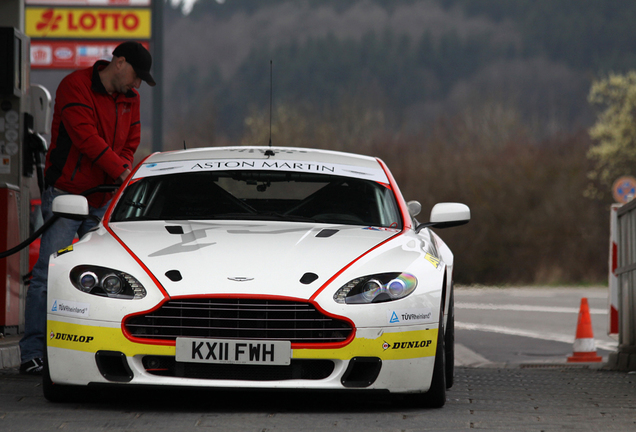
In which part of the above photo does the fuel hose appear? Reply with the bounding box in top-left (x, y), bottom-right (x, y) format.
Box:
top-left (0, 184), bottom-right (119, 259)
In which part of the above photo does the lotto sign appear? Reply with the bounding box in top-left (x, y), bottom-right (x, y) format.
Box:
top-left (25, 7), bottom-right (151, 39)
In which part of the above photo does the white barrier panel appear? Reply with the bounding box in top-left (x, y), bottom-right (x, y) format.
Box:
top-left (609, 204), bottom-right (621, 339)
top-left (615, 199), bottom-right (636, 370)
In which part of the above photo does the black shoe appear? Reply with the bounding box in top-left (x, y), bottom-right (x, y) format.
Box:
top-left (20, 358), bottom-right (44, 375)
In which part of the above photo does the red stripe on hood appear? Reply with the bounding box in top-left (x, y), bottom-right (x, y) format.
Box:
top-left (102, 153), bottom-right (170, 299)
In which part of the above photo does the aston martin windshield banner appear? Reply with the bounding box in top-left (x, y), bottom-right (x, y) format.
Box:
top-left (133, 158), bottom-right (390, 183)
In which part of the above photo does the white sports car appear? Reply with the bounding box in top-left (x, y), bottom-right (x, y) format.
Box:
top-left (44, 146), bottom-right (469, 407)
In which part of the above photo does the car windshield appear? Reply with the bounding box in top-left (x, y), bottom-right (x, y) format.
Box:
top-left (110, 170), bottom-right (402, 228)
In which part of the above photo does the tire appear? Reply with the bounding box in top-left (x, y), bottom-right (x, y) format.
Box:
top-left (445, 287), bottom-right (455, 389)
top-left (411, 304), bottom-right (446, 408)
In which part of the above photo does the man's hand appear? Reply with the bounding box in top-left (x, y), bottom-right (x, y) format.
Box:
top-left (117, 168), bottom-right (131, 185)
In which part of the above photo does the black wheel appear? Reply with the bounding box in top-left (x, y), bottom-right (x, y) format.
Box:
top-left (411, 304), bottom-right (446, 408)
top-left (445, 287), bottom-right (455, 389)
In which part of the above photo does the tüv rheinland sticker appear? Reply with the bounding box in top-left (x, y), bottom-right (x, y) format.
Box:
top-left (387, 308), bottom-right (433, 325)
top-left (51, 299), bottom-right (90, 318)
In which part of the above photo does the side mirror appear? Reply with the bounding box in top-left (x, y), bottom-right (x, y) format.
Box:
top-left (52, 195), bottom-right (89, 220)
top-left (407, 200), bottom-right (421, 217)
top-left (416, 202), bottom-right (470, 232)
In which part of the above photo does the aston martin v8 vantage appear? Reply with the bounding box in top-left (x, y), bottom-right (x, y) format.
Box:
top-left (44, 146), bottom-right (470, 407)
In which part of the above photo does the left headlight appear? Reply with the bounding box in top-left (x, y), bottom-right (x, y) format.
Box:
top-left (333, 273), bottom-right (417, 304)
top-left (70, 265), bottom-right (147, 299)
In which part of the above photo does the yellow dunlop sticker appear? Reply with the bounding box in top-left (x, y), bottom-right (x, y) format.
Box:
top-left (47, 320), bottom-right (174, 356)
top-left (294, 328), bottom-right (438, 360)
top-left (47, 321), bottom-right (437, 361)
top-left (57, 245), bottom-right (73, 255)
top-left (424, 253), bottom-right (440, 268)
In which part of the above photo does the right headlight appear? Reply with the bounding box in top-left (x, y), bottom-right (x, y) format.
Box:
top-left (333, 272), bottom-right (417, 304)
top-left (70, 265), bottom-right (146, 299)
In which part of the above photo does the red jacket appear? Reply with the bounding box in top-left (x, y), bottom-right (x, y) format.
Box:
top-left (45, 60), bottom-right (141, 208)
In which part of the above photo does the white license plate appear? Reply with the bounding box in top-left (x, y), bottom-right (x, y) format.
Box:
top-left (175, 338), bottom-right (291, 366)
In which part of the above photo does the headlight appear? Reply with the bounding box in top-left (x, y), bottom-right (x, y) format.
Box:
top-left (70, 265), bottom-right (146, 299)
top-left (79, 271), bottom-right (98, 291)
top-left (333, 273), bottom-right (417, 304)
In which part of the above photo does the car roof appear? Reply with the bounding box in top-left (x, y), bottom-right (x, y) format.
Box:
top-left (144, 146), bottom-right (382, 170)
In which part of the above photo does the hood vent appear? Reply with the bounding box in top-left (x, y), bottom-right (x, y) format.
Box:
top-left (316, 229), bottom-right (338, 238)
top-left (165, 270), bottom-right (182, 281)
top-left (300, 272), bottom-right (319, 285)
top-left (165, 226), bottom-right (184, 235)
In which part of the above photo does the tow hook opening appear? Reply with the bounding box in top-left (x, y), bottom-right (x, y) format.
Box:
top-left (341, 357), bottom-right (382, 388)
top-left (95, 350), bottom-right (133, 382)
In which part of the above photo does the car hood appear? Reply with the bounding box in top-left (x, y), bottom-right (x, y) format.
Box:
top-left (109, 221), bottom-right (399, 299)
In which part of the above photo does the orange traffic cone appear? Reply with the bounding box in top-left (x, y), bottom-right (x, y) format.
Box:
top-left (567, 297), bottom-right (602, 363)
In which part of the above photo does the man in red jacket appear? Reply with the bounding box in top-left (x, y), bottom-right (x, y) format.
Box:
top-left (19, 41), bottom-right (156, 374)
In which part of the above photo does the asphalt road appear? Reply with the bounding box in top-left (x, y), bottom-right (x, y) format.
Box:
top-left (454, 286), bottom-right (617, 367)
top-left (1, 365), bottom-right (634, 431)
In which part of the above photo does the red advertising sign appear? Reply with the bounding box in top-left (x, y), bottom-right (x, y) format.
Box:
top-left (31, 40), bottom-right (150, 69)
top-left (26, 0), bottom-right (153, 70)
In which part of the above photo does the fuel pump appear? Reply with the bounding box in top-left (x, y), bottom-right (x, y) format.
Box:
top-left (0, 27), bottom-right (51, 336)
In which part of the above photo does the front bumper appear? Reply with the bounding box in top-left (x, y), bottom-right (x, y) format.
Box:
top-left (47, 317), bottom-right (438, 394)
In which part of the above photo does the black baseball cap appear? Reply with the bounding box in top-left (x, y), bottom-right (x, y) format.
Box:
top-left (112, 41), bottom-right (156, 87)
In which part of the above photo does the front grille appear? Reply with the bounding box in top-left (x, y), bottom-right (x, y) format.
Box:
top-left (124, 298), bottom-right (353, 343)
top-left (142, 356), bottom-right (334, 381)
